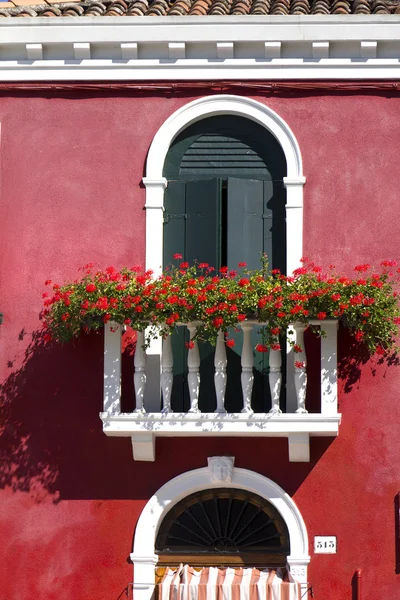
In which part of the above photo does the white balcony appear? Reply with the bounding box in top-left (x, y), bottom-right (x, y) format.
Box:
top-left (100, 320), bottom-right (341, 462)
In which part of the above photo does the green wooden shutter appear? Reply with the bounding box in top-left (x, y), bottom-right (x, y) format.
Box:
top-left (226, 178), bottom-right (273, 271)
top-left (185, 179), bottom-right (222, 268)
top-left (225, 178), bottom-right (274, 412)
top-left (163, 179), bottom-right (221, 412)
top-left (163, 179), bottom-right (222, 268)
top-left (163, 181), bottom-right (186, 266)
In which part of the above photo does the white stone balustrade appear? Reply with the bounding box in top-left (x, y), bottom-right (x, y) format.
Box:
top-left (101, 320), bottom-right (341, 462)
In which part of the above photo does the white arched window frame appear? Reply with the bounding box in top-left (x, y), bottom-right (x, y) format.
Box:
top-left (143, 94), bottom-right (305, 278)
top-left (130, 462), bottom-right (310, 600)
top-left (142, 95), bottom-right (306, 414)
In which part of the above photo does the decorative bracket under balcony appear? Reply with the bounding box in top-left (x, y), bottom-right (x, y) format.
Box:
top-left (100, 320), bottom-right (341, 463)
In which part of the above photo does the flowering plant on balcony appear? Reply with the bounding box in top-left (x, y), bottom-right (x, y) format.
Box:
top-left (41, 257), bottom-right (400, 356)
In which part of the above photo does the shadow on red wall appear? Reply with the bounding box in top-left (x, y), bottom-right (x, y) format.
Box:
top-left (1, 323), bottom-right (394, 506)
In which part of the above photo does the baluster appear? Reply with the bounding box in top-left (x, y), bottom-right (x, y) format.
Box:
top-left (293, 323), bottom-right (308, 413)
top-left (240, 322), bottom-right (254, 414)
top-left (161, 335), bottom-right (173, 414)
top-left (103, 321), bottom-right (122, 414)
top-left (214, 330), bottom-right (227, 413)
top-left (269, 341), bottom-right (282, 414)
top-left (320, 320), bottom-right (338, 415)
top-left (187, 323), bottom-right (200, 413)
top-left (134, 330), bottom-right (147, 413)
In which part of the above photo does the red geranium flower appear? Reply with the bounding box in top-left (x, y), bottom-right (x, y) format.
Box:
top-left (212, 317), bottom-right (224, 328)
top-left (86, 284), bottom-right (97, 293)
top-left (256, 344), bottom-right (268, 353)
top-left (238, 278), bottom-right (250, 287)
top-left (354, 264), bottom-right (370, 272)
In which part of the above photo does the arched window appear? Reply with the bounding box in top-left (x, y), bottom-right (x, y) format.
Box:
top-left (162, 116), bottom-right (287, 413)
top-left (155, 488), bottom-right (290, 568)
top-left (163, 115), bottom-right (287, 275)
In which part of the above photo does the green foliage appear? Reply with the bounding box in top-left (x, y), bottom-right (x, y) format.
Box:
top-left (41, 257), bottom-right (400, 357)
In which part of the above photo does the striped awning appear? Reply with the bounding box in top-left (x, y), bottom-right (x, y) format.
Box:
top-left (159, 565), bottom-right (301, 600)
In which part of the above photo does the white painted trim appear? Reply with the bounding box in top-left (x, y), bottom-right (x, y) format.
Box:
top-left (2, 60), bottom-right (400, 82)
top-left (0, 16), bottom-right (400, 80)
top-left (130, 463), bottom-right (310, 599)
top-left (1, 15), bottom-right (400, 41)
top-left (100, 412), bottom-right (341, 461)
top-left (144, 95), bottom-right (305, 276)
top-left (101, 411), bottom-right (341, 434)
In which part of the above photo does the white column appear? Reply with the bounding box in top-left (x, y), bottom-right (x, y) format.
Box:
top-left (130, 554), bottom-right (159, 600)
top-left (240, 322), bottom-right (254, 414)
top-left (187, 323), bottom-right (200, 413)
top-left (161, 335), bottom-right (174, 413)
top-left (293, 323), bottom-right (308, 414)
top-left (214, 330), bottom-right (227, 414)
top-left (269, 344), bottom-right (282, 414)
top-left (284, 177), bottom-right (306, 415)
top-left (103, 321), bottom-right (122, 414)
top-left (283, 177), bottom-right (305, 276)
top-left (143, 177), bottom-right (167, 277)
top-left (320, 320), bottom-right (339, 415)
top-left (143, 177), bottom-right (167, 411)
top-left (134, 330), bottom-right (147, 413)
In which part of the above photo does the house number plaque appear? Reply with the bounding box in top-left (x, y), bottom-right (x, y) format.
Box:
top-left (314, 536), bottom-right (337, 554)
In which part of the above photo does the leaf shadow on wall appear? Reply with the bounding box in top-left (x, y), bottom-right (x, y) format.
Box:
top-left (0, 328), bottom-right (142, 504)
top-left (337, 325), bottom-right (400, 394)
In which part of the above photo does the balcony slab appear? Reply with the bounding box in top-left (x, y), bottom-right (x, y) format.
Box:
top-left (100, 412), bottom-right (341, 462)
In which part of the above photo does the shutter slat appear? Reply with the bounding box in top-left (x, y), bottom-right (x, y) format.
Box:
top-left (179, 132), bottom-right (271, 177)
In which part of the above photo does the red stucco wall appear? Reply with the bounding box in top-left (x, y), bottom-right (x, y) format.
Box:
top-left (1, 89), bottom-right (400, 600)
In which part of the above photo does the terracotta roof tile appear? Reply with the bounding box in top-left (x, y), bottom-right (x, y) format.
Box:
top-left (189, 0), bottom-right (212, 15)
top-left (231, 0), bottom-right (252, 15)
top-left (353, 0), bottom-right (371, 12)
top-left (292, 0), bottom-right (311, 15)
top-left (169, 0), bottom-right (192, 15)
top-left (0, 0), bottom-right (399, 16)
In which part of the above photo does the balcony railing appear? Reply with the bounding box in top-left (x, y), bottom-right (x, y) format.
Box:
top-left (100, 320), bottom-right (341, 462)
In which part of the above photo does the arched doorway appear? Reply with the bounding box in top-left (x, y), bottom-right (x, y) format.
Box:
top-left (130, 462), bottom-right (310, 600)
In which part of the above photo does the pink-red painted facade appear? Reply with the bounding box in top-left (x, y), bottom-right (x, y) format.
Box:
top-left (1, 88), bottom-right (400, 600)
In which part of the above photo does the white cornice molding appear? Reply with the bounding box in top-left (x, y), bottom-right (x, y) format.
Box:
top-left (0, 16), bottom-right (400, 81)
top-left (1, 15), bottom-right (400, 38)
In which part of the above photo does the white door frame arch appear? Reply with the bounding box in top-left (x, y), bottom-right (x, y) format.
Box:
top-left (130, 462), bottom-right (310, 600)
top-left (143, 94), bottom-right (306, 277)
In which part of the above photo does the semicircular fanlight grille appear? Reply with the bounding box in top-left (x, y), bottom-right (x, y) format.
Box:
top-left (155, 488), bottom-right (290, 556)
